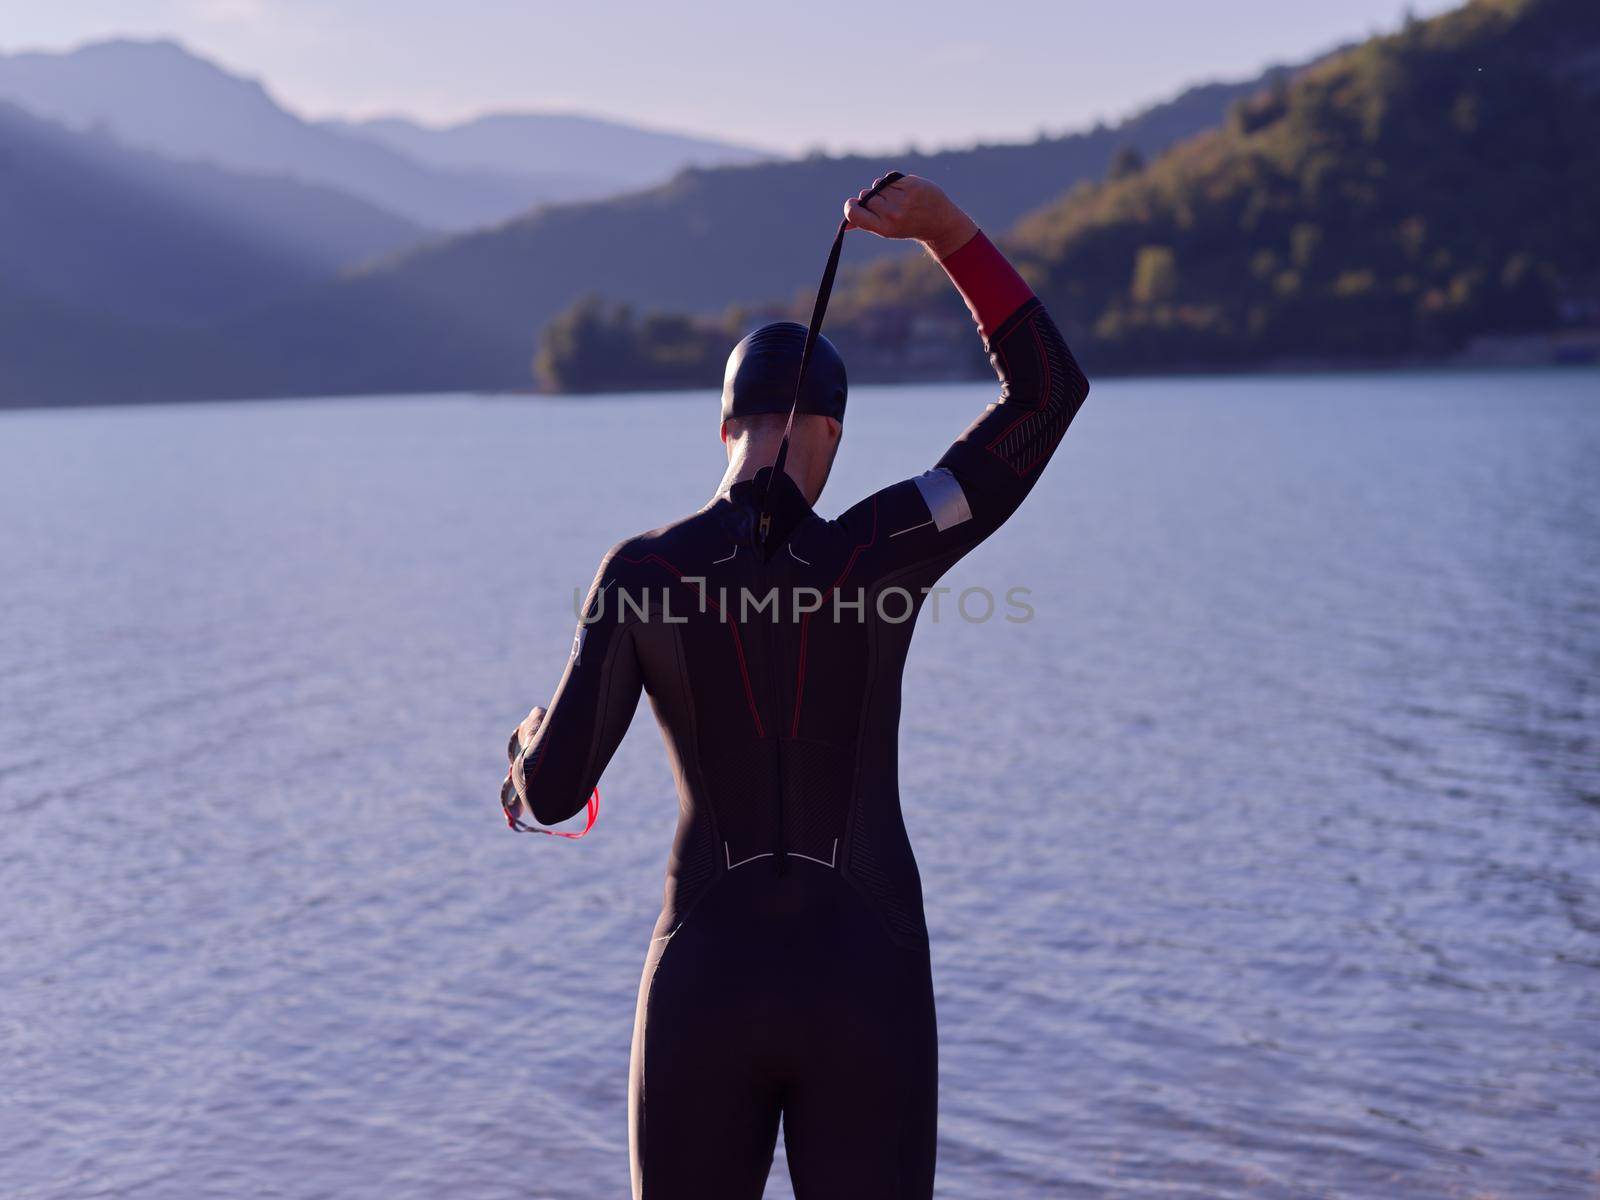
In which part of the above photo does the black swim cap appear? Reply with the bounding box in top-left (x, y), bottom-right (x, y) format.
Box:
top-left (720, 321), bottom-right (847, 425)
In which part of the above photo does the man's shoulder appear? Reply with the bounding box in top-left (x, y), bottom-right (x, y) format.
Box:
top-left (597, 504), bottom-right (726, 581)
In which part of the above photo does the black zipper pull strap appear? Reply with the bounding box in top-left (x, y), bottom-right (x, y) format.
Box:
top-left (755, 170), bottom-right (904, 543)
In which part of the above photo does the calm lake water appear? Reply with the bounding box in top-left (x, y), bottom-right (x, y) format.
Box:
top-left (2, 369), bottom-right (1598, 1199)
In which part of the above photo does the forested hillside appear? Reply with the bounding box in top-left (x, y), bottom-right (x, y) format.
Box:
top-left (537, 0), bottom-right (1600, 389)
top-left (834, 0), bottom-right (1600, 374)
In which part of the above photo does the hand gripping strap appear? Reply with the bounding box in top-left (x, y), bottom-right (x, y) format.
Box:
top-left (501, 771), bottom-right (601, 839)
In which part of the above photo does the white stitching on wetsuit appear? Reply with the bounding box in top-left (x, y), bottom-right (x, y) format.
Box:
top-left (713, 546), bottom-right (738, 564)
top-left (889, 519), bottom-right (934, 539)
top-left (791, 838), bottom-right (838, 868)
top-left (788, 543), bottom-right (810, 565)
top-left (725, 845), bottom-right (772, 869)
top-left (724, 838), bottom-right (837, 870)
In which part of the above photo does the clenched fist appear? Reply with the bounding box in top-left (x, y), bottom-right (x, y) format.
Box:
top-left (843, 174), bottom-right (978, 260)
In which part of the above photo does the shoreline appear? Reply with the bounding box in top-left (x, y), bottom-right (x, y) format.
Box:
top-left (2, 352), bottom-right (1596, 416)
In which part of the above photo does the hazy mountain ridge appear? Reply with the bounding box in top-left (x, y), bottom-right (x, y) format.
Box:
top-left (326, 110), bottom-right (770, 198)
top-left (0, 99), bottom-right (423, 328)
top-left (0, 40), bottom-right (548, 230)
top-left (0, 39), bottom-right (764, 232)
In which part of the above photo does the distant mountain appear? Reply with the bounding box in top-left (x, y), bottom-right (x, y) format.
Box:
top-left (0, 100), bottom-right (419, 328)
top-left (0, 40), bottom-right (776, 232)
top-left (0, 40), bottom-right (562, 230)
top-left (0, 97), bottom-right (430, 406)
top-left (195, 61), bottom-right (1295, 399)
top-left (327, 111), bottom-right (770, 198)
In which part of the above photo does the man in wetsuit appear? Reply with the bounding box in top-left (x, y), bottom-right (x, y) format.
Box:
top-left (501, 174), bottom-right (1089, 1199)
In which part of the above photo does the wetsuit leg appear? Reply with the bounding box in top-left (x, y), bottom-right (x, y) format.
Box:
top-left (630, 922), bottom-right (782, 1199)
top-left (630, 863), bottom-right (937, 1198)
top-left (778, 907), bottom-right (938, 1199)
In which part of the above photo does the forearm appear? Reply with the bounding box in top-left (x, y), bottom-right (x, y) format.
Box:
top-left (936, 228), bottom-right (1037, 344)
top-left (932, 232), bottom-right (1090, 531)
top-left (514, 620), bottom-right (641, 825)
top-left (506, 548), bottom-right (645, 829)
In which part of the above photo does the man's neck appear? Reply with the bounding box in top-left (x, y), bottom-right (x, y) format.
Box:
top-left (717, 436), bottom-right (813, 504)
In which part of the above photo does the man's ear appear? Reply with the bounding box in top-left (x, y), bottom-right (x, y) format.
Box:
top-left (826, 417), bottom-right (842, 444)
top-left (719, 420), bottom-right (730, 446)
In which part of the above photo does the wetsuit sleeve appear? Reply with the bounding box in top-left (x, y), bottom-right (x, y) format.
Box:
top-left (836, 230), bottom-right (1090, 580)
top-left (509, 546), bottom-right (643, 827)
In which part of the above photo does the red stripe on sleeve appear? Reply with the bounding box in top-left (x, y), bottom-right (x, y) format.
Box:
top-left (938, 230), bottom-right (1035, 341)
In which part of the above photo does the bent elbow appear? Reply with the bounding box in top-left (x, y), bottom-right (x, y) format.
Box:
top-left (1057, 346), bottom-right (1090, 415)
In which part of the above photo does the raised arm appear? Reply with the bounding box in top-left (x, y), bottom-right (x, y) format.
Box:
top-left (837, 175), bottom-right (1091, 573)
top-left (502, 546), bottom-right (643, 830)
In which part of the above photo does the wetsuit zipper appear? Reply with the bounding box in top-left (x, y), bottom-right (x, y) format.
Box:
top-left (757, 536), bottom-right (789, 875)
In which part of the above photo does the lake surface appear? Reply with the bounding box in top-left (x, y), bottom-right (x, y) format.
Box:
top-left (2, 369), bottom-right (1598, 1199)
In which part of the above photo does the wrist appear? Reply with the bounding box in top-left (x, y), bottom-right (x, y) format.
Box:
top-left (922, 211), bottom-right (979, 262)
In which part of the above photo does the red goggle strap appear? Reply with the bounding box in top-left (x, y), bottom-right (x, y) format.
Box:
top-left (507, 786), bottom-right (599, 839)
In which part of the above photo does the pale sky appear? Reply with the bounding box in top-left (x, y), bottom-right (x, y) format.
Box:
top-left (0, 0), bottom-right (1460, 154)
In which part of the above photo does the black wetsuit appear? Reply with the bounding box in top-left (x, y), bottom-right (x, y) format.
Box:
top-left (509, 233), bottom-right (1089, 1198)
